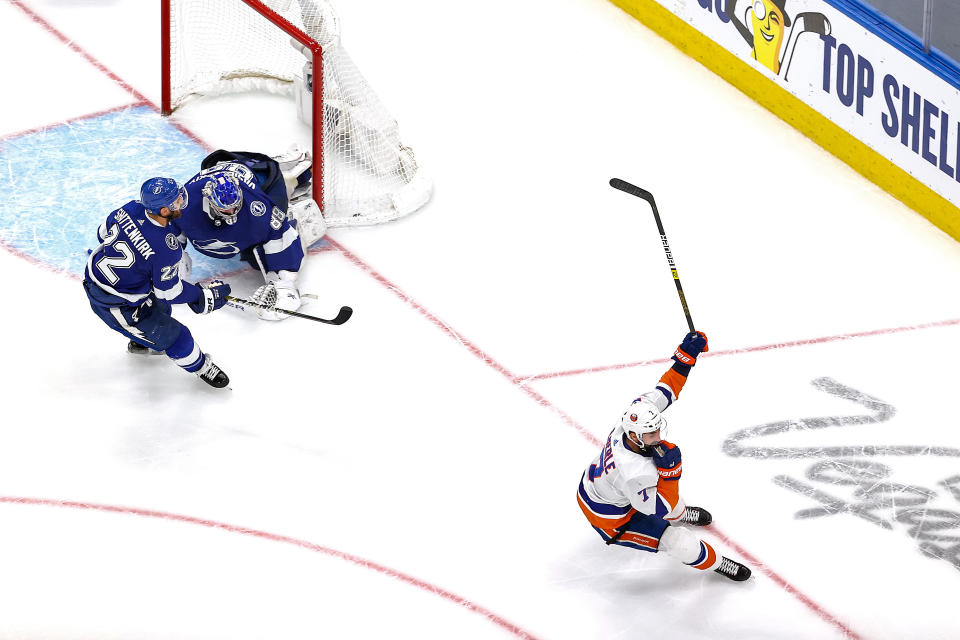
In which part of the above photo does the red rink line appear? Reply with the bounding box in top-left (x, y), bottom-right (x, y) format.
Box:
top-left (7, 0), bottom-right (148, 104)
top-left (327, 240), bottom-right (867, 640)
top-left (5, 0), bottom-right (213, 152)
top-left (0, 496), bottom-right (540, 640)
top-left (3, 2), bottom-right (863, 637)
top-left (325, 238), bottom-right (602, 448)
top-left (522, 316), bottom-right (960, 382)
top-left (707, 525), bottom-right (862, 639)
top-left (0, 102), bottom-right (147, 145)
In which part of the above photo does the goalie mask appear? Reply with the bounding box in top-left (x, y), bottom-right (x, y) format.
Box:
top-left (620, 398), bottom-right (667, 450)
top-left (202, 175), bottom-right (243, 226)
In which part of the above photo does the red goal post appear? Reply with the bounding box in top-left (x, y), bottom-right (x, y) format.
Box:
top-left (159, 0), bottom-right (430, 226)
top-left (160, 0), bottom-right (324, 211)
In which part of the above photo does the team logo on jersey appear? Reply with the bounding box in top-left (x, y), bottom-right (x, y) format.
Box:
top-left (191, 238), bottom-right (240, 256)
top-left (165, 233), bottom-right (179, 251)
top-left (250, 201), bottom-right (267, 217)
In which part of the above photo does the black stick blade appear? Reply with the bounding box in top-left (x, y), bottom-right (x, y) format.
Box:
top-left (327, 306), bottom-right (353, 325)
top-left (609, 178), bottom-right (654, 204)
top-left (226, 295), bottom-right (353, 325)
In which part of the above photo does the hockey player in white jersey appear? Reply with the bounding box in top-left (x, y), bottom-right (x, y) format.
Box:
top-left (577, 331), bottom-right (751, 581)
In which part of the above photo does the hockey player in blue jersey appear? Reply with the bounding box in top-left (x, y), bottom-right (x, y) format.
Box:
top-left (173, 148), bottom-right (324, 321)
top-left (83, 177), bottom-right (232, 388)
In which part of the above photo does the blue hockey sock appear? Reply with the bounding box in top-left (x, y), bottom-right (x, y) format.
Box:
top-left (165, 326), bottom-right (205, 373)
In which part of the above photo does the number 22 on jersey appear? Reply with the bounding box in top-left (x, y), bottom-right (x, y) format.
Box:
top-left (96, 223), bottom-right (136, 285)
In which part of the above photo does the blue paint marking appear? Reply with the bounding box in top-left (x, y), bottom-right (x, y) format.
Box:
top-left (0, 105), bottom-right (243, 280)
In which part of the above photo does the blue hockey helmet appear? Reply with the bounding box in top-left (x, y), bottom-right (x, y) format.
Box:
top-left (202, 174), bottom-right (243, 226)
top-left (140, 177), bottom-right (188, 215)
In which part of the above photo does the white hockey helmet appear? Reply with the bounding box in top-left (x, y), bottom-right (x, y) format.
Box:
top-left (621, 398), bottom-right (667, 443)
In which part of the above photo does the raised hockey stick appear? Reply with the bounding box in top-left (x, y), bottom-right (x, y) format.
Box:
top-left (609, 178), bottom-right (696, 333)
top-left (226, 295), bottom-right (353, 325)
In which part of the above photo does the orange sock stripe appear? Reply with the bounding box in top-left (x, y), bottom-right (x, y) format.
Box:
top-left (658, 368), bottom-right (687, 398)
top-left (692, 541), bottom-right (718, 570)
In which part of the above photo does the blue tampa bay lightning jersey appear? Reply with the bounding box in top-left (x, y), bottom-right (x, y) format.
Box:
top-left (84, 201), bottom-right (201, 307)
top-left (175, 162), bottom-right (305, 275)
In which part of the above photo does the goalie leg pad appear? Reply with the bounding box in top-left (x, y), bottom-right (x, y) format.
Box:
top-left (273, 143), bottom-right (314, 199)
top-left (289, 198), bottom-right (327, 249)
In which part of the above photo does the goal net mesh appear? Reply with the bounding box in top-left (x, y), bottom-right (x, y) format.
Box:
top-left (167, 0), bottom-right (431, 226)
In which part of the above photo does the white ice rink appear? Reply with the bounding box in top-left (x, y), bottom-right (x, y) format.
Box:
top-left (2, 0), bottom-right (960, 638)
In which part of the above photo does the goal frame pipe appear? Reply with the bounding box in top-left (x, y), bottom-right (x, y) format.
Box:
top-left (160, 0), bottom-right (324, 210)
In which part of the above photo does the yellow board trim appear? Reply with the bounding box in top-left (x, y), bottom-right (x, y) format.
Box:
top-left (609, 0), bottom-right (960, 241)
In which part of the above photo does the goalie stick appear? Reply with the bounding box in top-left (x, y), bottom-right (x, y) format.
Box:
top-left (226, 295), bottom-right (353, 325)
top-left (609, 178), bottom-right (696, 333)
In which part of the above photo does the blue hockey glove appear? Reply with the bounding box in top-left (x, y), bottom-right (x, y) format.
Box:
top-left (651, 441), bottom-right (682, 480)
top-left (188, 280), bottom-right (231, 314)
top-left (672, 331), bottom-right (709, 366)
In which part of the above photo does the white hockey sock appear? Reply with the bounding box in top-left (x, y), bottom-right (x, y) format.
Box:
top-left (659, 526), bottom-right (720, 571)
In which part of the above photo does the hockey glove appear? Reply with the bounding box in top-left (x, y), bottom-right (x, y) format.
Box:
top-left (672, 331), bottom-right (709, 366)
top-left (251, 280), bottom-right (301, 321)
top-left (651, 441), bottom-right (682, 480)
top-left (188, 280), bottom-right (231, 315)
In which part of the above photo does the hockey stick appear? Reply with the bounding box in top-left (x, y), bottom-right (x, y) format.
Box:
top-left (609, 178), bottom-right (696, 333)
top-left (238, 245), bottom-right (352, 324)
top-left (226, 295), bottom-right (353, 325)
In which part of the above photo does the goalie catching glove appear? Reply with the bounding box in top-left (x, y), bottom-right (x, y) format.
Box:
top-left (251, 276), bottom-right (301, 321)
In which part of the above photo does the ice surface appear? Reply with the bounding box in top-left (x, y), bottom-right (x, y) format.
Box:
top-left (1, 0), bottom-right (959, 638)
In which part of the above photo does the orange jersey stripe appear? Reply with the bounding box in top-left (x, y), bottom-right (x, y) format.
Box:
top-left (577, 491), bottom-right (635, 530)
top-left (657, 476), bottom-right (681, 512)
top-left (658, 368), bottom-right (688, 398)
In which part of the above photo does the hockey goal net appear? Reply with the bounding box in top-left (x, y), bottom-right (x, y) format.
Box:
top-left (161, 0), bottom-right (431, 226)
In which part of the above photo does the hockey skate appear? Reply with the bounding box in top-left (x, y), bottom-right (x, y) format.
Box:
top-left (714, 557), bottom-right (751, 582)
top-left (195, 354), bottom-right (230, 389)
top-left (676, 506), bottom-right (712, 526)
top-left (127, 340), bottom-right (163, 356)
